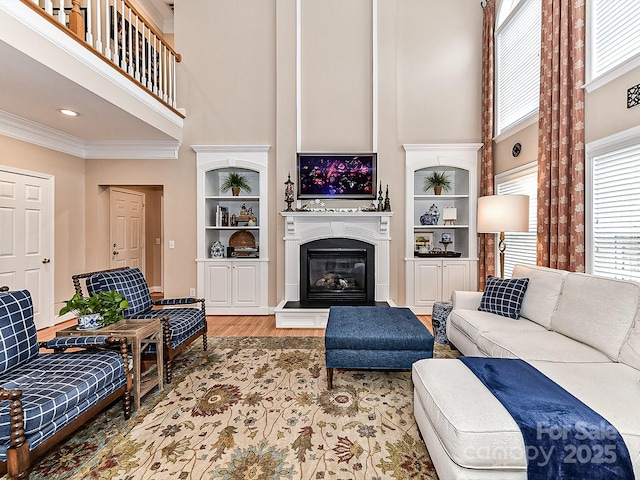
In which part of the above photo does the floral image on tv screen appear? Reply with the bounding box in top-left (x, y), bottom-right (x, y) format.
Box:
top-left (297, 153), bottom-right (377, 199)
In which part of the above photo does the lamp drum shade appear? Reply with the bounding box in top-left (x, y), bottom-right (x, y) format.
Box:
top-left (477, 195), bottom-right (529, 233)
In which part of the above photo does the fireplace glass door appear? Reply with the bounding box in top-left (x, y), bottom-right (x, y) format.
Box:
top-left (300, 238), bottom-right (375, 305)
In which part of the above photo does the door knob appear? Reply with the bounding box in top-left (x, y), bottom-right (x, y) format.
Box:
top-left (42, 258), bottom-right (51, 264)
top-left (113, 251), bottom-right (119, 255)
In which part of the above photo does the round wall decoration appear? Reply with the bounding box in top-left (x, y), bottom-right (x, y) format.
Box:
top-left (512, 142), bottom-right (522, 157)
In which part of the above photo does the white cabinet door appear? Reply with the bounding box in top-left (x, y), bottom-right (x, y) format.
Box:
top-left (414, 261), bottom-right (441, 307)
top-left (204, 262), bottom-right (232, 306)
top-left (232, 261), bottom-right (259, 306)
top-left (442, 261), bottom-right (469, 302)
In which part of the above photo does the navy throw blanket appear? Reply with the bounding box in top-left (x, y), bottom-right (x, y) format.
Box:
top-left (460, 357), bottom-right (635, 480)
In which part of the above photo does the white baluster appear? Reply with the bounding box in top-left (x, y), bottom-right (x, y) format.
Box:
top-left (56, 0), bottom-right (65, 24)
top-left (153, 36), bottom-right (159, 95)
top-left (147, 30), bottom-right (153, 89)
top-left (120, 0), bottom-right (126, 69)
top-left (162, 45), bottom-right (167, 101)
top-left (104, 0), bottom-right (112, 60)
top-left (127, 7), bottom-right (133, 75)
top-left (94, 0), bottom-right (103, 52)
top-left (134, 17), bottom-right (140, 82)
top-left (170, 54), bottom-right (175, 107)
top-left (85, 0), bottom-right (93, 45)
top-left (43, 0), bottom-right (53, 16)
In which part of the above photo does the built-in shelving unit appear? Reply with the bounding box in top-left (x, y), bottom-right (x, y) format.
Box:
top-left (404, 143), bottom-right (482, 313)
top-left (193, 145), bottom-right (270, 315)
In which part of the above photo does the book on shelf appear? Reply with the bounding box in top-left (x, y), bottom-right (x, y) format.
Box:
top-left (216, 205), bottom-right (229, 227)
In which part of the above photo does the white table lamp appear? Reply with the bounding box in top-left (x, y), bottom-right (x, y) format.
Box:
top-left (477, 194), bottom-right (529, 278)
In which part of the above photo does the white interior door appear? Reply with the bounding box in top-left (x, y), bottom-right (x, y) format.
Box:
top-left (0, 167), bottom-right (54, 329)
top-left (109, 187), bottom-right (145, 272)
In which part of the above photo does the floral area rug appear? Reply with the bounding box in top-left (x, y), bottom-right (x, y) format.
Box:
top-left (21, 337), bottom-right (457, 480)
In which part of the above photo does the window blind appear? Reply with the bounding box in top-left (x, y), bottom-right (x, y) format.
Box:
top-left (591, 0), bottom-right (640, 79)
top-left (592, 144), bottom-right (640, 281)
top-left (496, 171), bottom-right (537, 278)
top-left (495, 0), bottom-right (542, 135)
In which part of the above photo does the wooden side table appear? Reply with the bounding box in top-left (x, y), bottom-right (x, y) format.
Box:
top-left (57, 318), bottom-right (164, 410)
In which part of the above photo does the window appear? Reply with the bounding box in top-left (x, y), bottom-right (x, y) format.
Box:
top-left (588, 136), bottom-right (640, 282)
top-left (495, 164), bottom-right (538, 278)
top-left (589, 0), bottom-right (640, 81)
top-left (495, 0), bottom-right (542, 135)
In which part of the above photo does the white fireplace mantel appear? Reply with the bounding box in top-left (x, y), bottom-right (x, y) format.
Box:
top-left (275, 210), bottom-right (394, 328)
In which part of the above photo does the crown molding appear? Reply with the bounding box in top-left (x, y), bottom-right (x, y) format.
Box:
top-left (0, 110), bottom-right (179, 159)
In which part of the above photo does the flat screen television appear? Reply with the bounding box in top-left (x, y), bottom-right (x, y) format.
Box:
top-left (296, 153), bottom-right (377, 200)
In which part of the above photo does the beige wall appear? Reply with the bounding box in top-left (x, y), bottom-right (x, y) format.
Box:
top-left (0, 135), bottom-right (85, 308)
top-left (83, 0), bottom-right (483, 306)
top-left (585, 68), bottom-right (640, 144)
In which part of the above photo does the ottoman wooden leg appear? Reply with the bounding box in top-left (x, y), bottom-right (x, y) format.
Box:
top-left (327, 368), bottom-right (333, 389)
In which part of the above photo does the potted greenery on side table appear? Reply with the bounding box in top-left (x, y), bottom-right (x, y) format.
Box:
top-left (59, 290), bottom-right (129, 330)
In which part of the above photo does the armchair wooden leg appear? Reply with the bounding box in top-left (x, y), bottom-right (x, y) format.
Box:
top-left (165, 359), bottom-right (173, 384)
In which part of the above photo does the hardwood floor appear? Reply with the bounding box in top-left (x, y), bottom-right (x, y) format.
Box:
top-left (38, 314), bottom-right (433, 342)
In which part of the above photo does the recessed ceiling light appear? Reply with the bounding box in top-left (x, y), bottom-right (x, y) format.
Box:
top-left (59, 109), bottom-right (79, 117)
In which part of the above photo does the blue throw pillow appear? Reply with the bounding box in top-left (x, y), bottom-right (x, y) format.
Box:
top-left (478, 276), bottom-right (530, 319)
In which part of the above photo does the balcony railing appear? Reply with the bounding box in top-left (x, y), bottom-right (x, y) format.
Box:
top-left (23, 0), bottom-right (180, 110)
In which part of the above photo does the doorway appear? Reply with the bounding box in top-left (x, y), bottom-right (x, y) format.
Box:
top-left (0, 166), bottom-right (54, 329)
top-left (108, 185), bottom-right (163, 294)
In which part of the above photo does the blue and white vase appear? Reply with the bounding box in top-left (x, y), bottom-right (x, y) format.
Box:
top-left (420, 204), bottom-right (440, 226)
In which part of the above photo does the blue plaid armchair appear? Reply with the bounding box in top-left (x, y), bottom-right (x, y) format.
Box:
top-left (72, 267), bottom-right (207, 383)
top-left (0, 287), bottom-right (131, 479)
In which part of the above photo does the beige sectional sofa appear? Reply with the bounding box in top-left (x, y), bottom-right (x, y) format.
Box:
top-left (412, 264), bottom-right (640, 479)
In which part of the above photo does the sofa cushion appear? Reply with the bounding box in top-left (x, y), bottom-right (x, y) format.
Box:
top-left (619, 318), bottom-right (640, 370)
top-left (531, 361), bottom-right (640, 476)
top-left (448, 309), bottom-right (546, 345)
top-left (86, 268), bottom-right (152, 317)
top-left (413, 359), bottom-right (640, 474)
top-left (552, 273), bottom-right (639, 360)
top-left (0, 350), bottom-right (126, 458)
top-left (136, 308), bottom-right (206, 349)
top-left (478, 276), bottom-right (530, 319)
top-left (412, 359), bottom-right (526, 469)
top-left (0, 290), bottom-right (39, 374)
top-left (476, 330), bottom-right (612, 362)
top-left (512, 264), bottom-right (568, 329)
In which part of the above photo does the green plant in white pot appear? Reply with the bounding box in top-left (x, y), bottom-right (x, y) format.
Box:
top-left (59, 290), bottom-right (129, 329)
top-left (221, 171), bottom-right (252, 196)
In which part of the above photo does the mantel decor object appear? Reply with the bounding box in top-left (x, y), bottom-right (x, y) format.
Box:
top-left (284, 173), bottom-right (294, 212)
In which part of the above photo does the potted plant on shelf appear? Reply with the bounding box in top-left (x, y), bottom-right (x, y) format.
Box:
top-left (221, 171), bottom-right (252, 196)
top-left (423, 171), bottom-right (452, 195)
top-left (59, 290), bottom-right (129, 330)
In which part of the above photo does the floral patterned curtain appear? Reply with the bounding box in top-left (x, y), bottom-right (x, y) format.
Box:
top-left (537, 0), bottom-right (586, 272)
top-left (479, 0), bottom-right (496, 290)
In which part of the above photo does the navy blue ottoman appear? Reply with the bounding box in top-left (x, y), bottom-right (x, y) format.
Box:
top-left (325, 306), bottom-right (434, 388)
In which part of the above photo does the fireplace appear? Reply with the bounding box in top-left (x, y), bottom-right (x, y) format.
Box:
top-left (276, 210), bottom-right (394, 327)
top-left (300, 238), bottom-right (375, 305)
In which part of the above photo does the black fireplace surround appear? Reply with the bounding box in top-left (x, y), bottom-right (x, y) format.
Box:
top-left (299, 238), bottom-right (375, 306)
